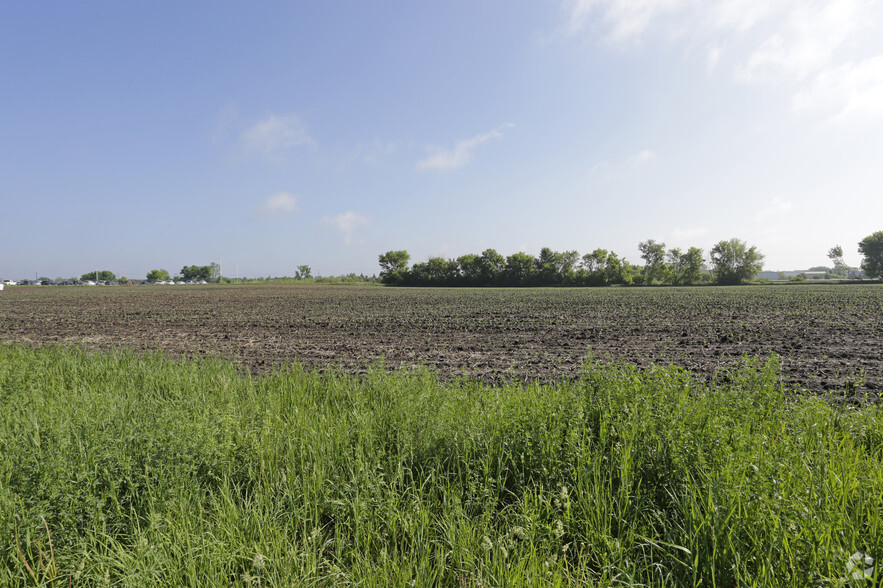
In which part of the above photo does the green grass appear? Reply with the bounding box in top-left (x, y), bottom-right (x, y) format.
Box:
top-left (1, 345), bottom-right (882, 586)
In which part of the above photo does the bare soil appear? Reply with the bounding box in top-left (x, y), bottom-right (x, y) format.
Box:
top-left (1, 284), bottom-right (881, 399)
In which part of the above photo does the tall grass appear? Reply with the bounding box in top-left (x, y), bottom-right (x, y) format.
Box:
top-left (1, 344), bottom-right (881, 586)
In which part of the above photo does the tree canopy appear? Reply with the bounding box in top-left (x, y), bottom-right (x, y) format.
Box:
top-left (81, 270), bottom-right (116, 282)
top-left (146, 269), bottom-right (171, 282)
top-left (380, 245), bottom-right (664, 287)
top-left (858, 231), bottom-right (883, 279)
top-left (710, 239), bottom-right (764, 285)
top-left (827, 245), bottom-right (846, 275)
top-left (378, 251), bottom-right (411, 285)
top-left (638, 239), bottom-right (667, 284)
top-left (377, 239), bottom-right (766, 288)
top-left (179, 263), bottom-right (220, 282)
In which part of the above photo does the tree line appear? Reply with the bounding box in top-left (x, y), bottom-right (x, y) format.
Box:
top-left (378, 238), bottom-right (765, 287)
top-left (143, 264), bottom-right (221, 283)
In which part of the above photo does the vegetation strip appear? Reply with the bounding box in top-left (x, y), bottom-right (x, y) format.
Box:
top-left (1, 345), bottom-right (881, 586)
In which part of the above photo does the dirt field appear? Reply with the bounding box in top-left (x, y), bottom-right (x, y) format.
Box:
top-left (1, 284), bottom-right (881, 399)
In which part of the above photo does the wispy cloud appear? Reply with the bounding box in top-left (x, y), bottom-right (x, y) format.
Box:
top-left (360, 140), bottom-right (397, 164)
top-left (793, 55), bottom-right (883, 123)
top-left (256, 192), bottom-right (299, 216)
top-left (557, 0), bottom-right (883, 125)
top-left (588, 148), bottom-right (656, 179)
top-left (755, 197), bottom-right (793, 222)
top-left (340, 140), bottom-right (398, 168)
top-left (242, 114), bottom-right (315, 160)
top-left (560, 0), bottom-right (659, 42)
top-left (706, 42), bottom-right (721, 72)
top-left (417, 123), bottom-right (514, 172)
top-left (628, 149), bottom-right (656, 165)
top-left (588, 160), bottom-right (612, 175)
top-left (736, 0), bottom-right (873, 83)
top-left (321, 210), bottom-right (370, 244)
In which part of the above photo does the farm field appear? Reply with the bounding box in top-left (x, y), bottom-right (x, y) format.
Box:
top-left (3, 285), bottom-right (883, 585)
top-left (1, 283), bottom-right (881, 398)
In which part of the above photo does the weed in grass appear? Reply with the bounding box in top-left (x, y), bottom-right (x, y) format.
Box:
top-left (1, 344), bottom-right (882, 586)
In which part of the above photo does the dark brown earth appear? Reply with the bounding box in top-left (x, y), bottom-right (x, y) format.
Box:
top-left (1, 284), bottom-right (881, 399)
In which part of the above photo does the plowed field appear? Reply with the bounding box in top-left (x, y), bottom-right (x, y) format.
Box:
top-left (1, 284), bottom-right (881, 399)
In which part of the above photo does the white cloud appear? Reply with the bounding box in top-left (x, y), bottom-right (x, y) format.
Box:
top-left (793, 54), bottom-right (883, 123)
top-left (628, 149), bottom-right (656, 165)
top-left (736, 1), bottom-right (871, 84)
top-left (561, 0), bottom-right (875, 51)
top-left (561, 0), bottom-right (686, 42)
top-left (242, 114), bottom-right (315, 159)
top-left (417, 123), bottom-right (514, 172)
top-left (599, 0), bottom-right (686, 43)
top-left (706, 42), bottom-right (721, 72)
top-left (256, 192), bottom-right (299, 216)
top-left (346, 140), bottom-right (397, 166)
top-left (588, 160), bottom-right (611, 175)
top-left (755, 197), bottom-right (793, 222)
top-left (587, 148), bottom-right (655, 179)
top-left (709, 0), bottom-right (772, 33)
top-left (321, 211), bottom-right (370, 244)
top-left (558, 0), bottom-right (883, 124)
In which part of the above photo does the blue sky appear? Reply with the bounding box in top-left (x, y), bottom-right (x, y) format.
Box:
top-left (2, 1), bottom-right (882, 280)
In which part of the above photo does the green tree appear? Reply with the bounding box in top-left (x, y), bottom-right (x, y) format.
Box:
top-left (605, 252), bottom-right (634, 285)
top-left (858, 231), bottom-right (883, 279)
top-left (710, 239), bottom-right (764, 285)
top-left (559, 250), bottom-right (580, 284)
top-left (667, 246), bottom-right (704, 285)
top-left (827, 245), bottom-right (846, 276)
top-left (180, 265), bottom-right (212, 281)
top-left (581, 249), bottom-right (607, 273)
top-left (638, 239), bottom-right (667, 284)
top-left (81, 270), bottom-right (116, 282)
top-left (296, 265), bottom-right (312, 280)
top-left (425, 257), bottom-right (460, 285)
top-left (407, 261), bottom-right (429, 285)
top-left (535, 248), bottom-right (561, 284)
top-left (581, 249), bottom-right (608, 286)
top-left (681, 246), bottom-right (705, 284)
top-left (146, 269), bottom-right (171, 283)
top-left (534, 248), bottom-right (579, 285)
top-left (378, 250), bottom-right (411, 285)
top-left (478, 249), bottom-right (505, 285)
top-left (457, 254), bottom-right (480, 285)
top-left (505, 252), bottom-right (536, 286)
top-left (666, 247), bottom-right (683, 284)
